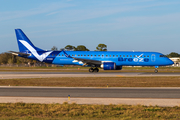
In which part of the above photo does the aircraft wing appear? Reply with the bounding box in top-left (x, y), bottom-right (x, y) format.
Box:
top-left (62, 50), bottom-right (101, 65)
top-left (73, 57), bottom-right (101, 65)
top-left (8, 51), bottom-right (30, 56)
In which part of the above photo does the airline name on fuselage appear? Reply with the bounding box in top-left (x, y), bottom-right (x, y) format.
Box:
top-left (118, 57), bottom-right (149, 62)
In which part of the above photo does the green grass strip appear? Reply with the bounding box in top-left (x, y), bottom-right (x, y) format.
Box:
top-left (0, 102), bottom-right (180, 119)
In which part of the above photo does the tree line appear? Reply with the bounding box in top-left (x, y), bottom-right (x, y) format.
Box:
top-left (51, 44), bottom-right (107, 51)
top-left (0, 52), bottom-right (35, 65)
top-left (166, 52), bottom-right (180, 58)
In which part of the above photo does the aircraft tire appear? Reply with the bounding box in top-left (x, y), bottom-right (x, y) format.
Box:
top-left (89, 68), bottom-right (94, 73)
top-left (154, 69), bottom-right (158, 73)
top-left (93, 68), bottom-right (99, 73)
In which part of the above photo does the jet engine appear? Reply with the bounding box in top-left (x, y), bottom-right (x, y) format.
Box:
top-left (101, 62), bottom-right (116, 70)
top-left (101, 62), bottom-right (122, 70)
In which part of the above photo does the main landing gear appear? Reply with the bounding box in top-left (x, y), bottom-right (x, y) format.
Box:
top-left (89, 67), bottom-right (99, 73)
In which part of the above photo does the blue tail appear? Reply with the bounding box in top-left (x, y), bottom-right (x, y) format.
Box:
top-left (15, 29), bottom-right (44, 52)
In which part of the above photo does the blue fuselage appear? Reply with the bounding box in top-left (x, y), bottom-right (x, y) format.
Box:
top-left (27, 51), bottom-right (174, 67)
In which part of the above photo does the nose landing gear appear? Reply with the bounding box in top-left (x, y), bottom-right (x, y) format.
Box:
top-left (154, 69), bottom-right (158, 73)
top-left (154, 66), bottom-right (159, 73)
top-left (89, 67), bottom-right (99, 73)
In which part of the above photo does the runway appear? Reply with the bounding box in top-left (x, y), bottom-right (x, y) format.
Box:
top-left (1, 87), bottom-right (180, 107)
top-left (0, 72), bottom-right (180, 79)
top-left (0, 72), bottom-right (180, 106)
top-left (1, 87), bottom-right (180, 98)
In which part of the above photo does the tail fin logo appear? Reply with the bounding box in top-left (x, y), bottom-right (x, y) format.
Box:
top-left (19, 40), bottom-right (52, 62)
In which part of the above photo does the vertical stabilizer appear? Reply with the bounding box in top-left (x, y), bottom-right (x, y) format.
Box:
top-left (15, 29), bottom-right (44, 52)
top-left (15, 29), bottom-right (51, 62)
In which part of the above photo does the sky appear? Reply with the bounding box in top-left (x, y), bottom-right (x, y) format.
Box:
top-left (0, 0), bottom-right (180, 54)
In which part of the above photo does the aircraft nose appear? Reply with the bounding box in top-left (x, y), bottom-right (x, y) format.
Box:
top-left (168, 59), bottom-right (174, 65)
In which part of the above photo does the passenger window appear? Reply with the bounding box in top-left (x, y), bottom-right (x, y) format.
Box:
top-left (127, 55), bottom-right (128, 57)
top-left (123, 55), bottom-right (125, 57)
top-left (113, 55), bottom-right (115, 57)
top-left (62, 55), bottom-right (64, 56)
top-left (116, 55), bottom-right (118, 57)
top-left (147, 55), bottom-right (149, 57)
top-left (102, 55), bottom-right (104, 57)
top-left (84, 55), bottom-right (86, 56)
top-left (120, 55), bottom-right (122, 57)
top-left (144, 55), bottom-right (146, 57)
top-left (110, 55), bottom-right (111, 57)
top-left (130, 55), bottom-right (132, 57)
top-left (78, 55), bottom-right (80, 56)
top-left (72, 55), bottom-right (74, 56)
top-left (98, 55), bottom-right (100, 57)
top-left (88, 55), bottom-right (89, 56)
top-left (91, 55), bottom-right (93, 56)
top-left (75, 55), bottom-right (77, 56)
top-left (106, 55), bottom-right (108, 57)
top-left (95, 55), bottom-right (96, 56)
top-left (134, 55), bottom-right (135, 57)
top-left (81, 55), bottom-right (83, 56)
top-left (52, 54), bottom-right (54, 56)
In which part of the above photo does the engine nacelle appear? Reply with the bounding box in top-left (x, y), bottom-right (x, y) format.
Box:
top-left (101, 62), bottom-right (123, 70)
top-left (101, 62), bottom-right (116, 70)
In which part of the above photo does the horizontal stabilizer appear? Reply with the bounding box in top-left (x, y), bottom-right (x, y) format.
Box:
top-left (8, 51), bottom-right (30, 56)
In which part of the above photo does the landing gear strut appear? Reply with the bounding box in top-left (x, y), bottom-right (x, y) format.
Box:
top-left (89, 67), bottom-right (99, 73)
top-left (154, 66), bottom-right (159, 73)
top-left (154, 69), bottom-right (158, 73)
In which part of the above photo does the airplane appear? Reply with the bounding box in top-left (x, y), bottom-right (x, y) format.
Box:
top-left (9, 29), bottom-right (174, 73)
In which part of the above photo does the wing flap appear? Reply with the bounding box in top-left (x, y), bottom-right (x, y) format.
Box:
top-left (73, 57), bottom-right (101, 65)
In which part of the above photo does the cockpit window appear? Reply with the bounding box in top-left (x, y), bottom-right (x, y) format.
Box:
top-left (160, 55), bottom-right (165, 57)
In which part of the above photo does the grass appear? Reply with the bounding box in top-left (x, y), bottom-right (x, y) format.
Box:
top-left (0, 102), bottom-right (180, 119)
top-left (1, 77), bottom-right (180, 87)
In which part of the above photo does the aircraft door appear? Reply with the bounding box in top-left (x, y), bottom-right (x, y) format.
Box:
top-left (151, 54), bottom-right (155, 62)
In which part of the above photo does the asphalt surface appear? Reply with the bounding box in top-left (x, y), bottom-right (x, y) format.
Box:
top-left (0, 72), bottom-right (180, 79)
top-left (1, 87), bottom-right (180, 98)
